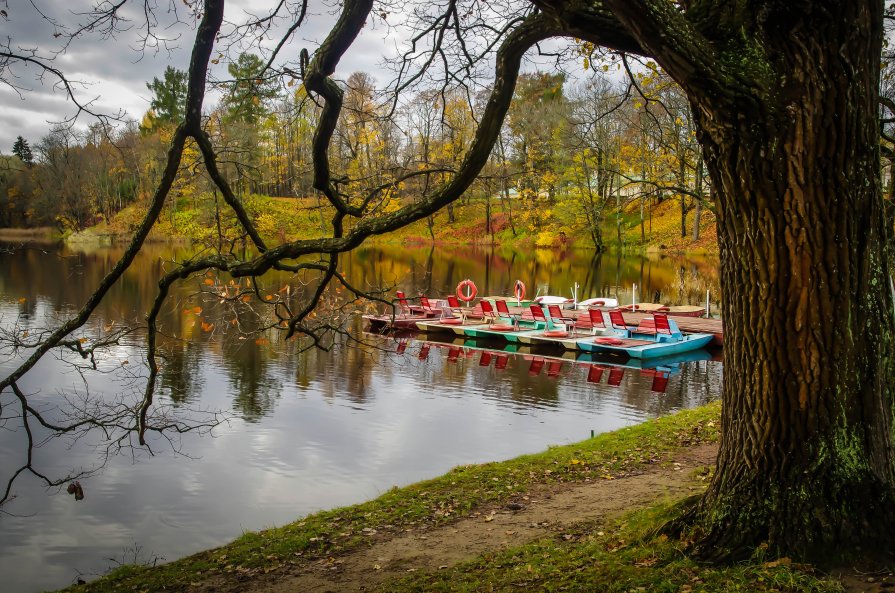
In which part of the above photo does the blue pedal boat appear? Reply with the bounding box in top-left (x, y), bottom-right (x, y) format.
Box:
top-left (573, 313), bottom-right (714, 359)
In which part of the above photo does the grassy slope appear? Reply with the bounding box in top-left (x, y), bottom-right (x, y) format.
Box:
top-left (73, 194), bottom-right (718, 253)
top-left (57, 402), bottom-right (841, 593)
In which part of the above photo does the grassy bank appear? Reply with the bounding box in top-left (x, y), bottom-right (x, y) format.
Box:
top-left (57, 401), bottom-right (841, 593)
top-left (64, 193), bottom-right (718, 254)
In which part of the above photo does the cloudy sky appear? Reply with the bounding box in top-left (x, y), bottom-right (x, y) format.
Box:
top-left (0, 0), bottom-right (403, 150)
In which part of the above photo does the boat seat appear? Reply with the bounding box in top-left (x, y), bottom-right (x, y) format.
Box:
top-left (575, 309), bottom-right (607, 334)
top-left (632, 313), bottom-right (682, 341)
top-left (396, 290), bottom-right (423, 316)
top-left (446, 295), bottom-right (467, 321)
top-left (547, 304), bottom-right (574, 329)
top-left (480, 299), bottom-right (497, 322)
top-left (495, 299), bottom-right (521, 327)
top-left (608, 310), bottom-right (630, 333)
top-left (529, 304), bottom-right (548, 324)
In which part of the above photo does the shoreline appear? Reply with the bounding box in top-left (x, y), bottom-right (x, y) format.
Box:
top-left (0, 225), bottom-right (719, 256)
top-left (59, 403), bottom-right (723, 592)
top-left (51, 401), bottom-right (842, 593)
top-left (50, 401), bottom-right (879, 593)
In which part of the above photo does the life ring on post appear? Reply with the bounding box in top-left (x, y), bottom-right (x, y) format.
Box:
top-left (513, 280), bottom-right (526, 302)
top-left (456, 279), bottom-right (478, 302)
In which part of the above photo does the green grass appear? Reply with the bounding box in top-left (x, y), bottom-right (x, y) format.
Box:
top-left (61, 403), bottom-right (721, 593)
top-left (377, 502), bottom-right (841, 593)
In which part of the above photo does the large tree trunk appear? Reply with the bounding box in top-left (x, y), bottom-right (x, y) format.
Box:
top-left (685, 2), bottom-right (895, 561)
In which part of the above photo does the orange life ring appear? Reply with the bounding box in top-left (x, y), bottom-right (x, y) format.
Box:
top-left (595, 337), bottom-right (624, 345)
top-left (456, 279), bottom-right (478, 302)
top-left (514, 280), bottom-right (526, 302)
top-left (488, 323), bottom-right (515, 332)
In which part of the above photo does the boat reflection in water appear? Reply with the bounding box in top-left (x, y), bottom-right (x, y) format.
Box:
top-left (378, 332), bottom-right (717, 395)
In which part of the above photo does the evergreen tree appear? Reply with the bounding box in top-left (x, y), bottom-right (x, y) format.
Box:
top-left (145, 66), bottom-right (188, 126)
top-left (11, 136), bottom-right (33, 167)
top-left (222, 53), bottom-right (279, 125)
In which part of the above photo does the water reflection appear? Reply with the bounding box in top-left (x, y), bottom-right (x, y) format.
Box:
top-left (0, 243), bottom-right (721, 593)
top-left (341, 245), bottom-right (719, 309)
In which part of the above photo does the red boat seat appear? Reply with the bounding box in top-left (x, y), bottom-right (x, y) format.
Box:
top-left (495, 299), bottom-right (512, 318)
top-left (575, 309), bottom-right (607, 332)
top-left (608, 310), bottom-right (628, 330)
top-left (529, 304), bottom-right (548, 323)
top-left (634, 313), bottom-right (672, 335)
top-left (547, 304), bottom-right (574, 325)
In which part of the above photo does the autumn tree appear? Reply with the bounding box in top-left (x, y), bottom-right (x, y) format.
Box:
top-left (404, 89), bottom-right (445, 239)
top-left (432, 89), bottom-right (479, 223)
top-left (633, 67), bottom-right (710, 241)
top-left (281, 87), bottom-right (322, 198)
top-left (566, 77), bottom-right (626, 251)
top-left (0, 155), bottom-right (34, 226)
top-left (507, 72), bottom-right (569, 228)
top-left (335, 71), bottom-right (382, 182)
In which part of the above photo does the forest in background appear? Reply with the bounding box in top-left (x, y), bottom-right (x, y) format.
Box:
top-left (0, 55), bottom-right (715, 252)
top-left (6, 42), bottom-right (895, 254)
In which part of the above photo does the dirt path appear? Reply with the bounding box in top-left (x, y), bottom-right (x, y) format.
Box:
top-left (201, 443), bottom-right (718, 593)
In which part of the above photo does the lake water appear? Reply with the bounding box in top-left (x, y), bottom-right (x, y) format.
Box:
top-left (0, 243), bottom-right (722, 593)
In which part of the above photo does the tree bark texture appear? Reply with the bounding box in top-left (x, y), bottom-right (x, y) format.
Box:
top-left (685, 2), bottom-right (895, 560)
